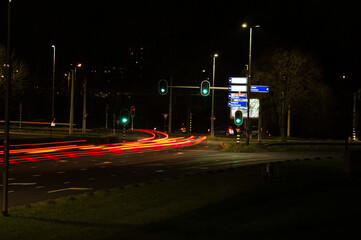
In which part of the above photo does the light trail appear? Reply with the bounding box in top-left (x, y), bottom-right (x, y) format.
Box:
top-left (0, 129), bottom-right (206, 165)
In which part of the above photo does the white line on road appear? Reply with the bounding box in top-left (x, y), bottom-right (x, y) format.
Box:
top-left (47, 187), bottom-right (93, 194)
top-left (9, 182), bottom-right (37, 186)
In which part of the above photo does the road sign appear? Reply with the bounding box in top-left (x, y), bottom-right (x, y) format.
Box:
top-left (229, 77), bottom-right (247, 84)
top-left (229, 85), bottom-right (247, 92)
top-left (228, 93), bottom-right (247, 99)
top-left (230, 99), bottom-right (259, 118)
top-left (251, 85), bottom-right (269, 93)
top-left (228, 101), bottom-right (247, 107)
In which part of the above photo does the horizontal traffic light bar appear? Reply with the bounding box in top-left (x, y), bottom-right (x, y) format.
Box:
top-left (168, 86), bottom-right (228, 90)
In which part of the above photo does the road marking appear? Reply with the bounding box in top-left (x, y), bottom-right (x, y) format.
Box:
top-left (175, 152), bottom-right (184, 155)
top-left (56, 171), bottom-right (65, 174)
top-left (111, 174), bottom-right (117, 177)
top-left (79, 168), bottom-right (87, 171)
top-left (95, 161), bottom-right (112, 166)
top-left (9, 182), bottom-right (37, 186)
top-left (88, 177), bottom-right (95, 180)
top-left (48, 187), bottom-right (93, 194)
top-left (63, 181), bottom-right (71, 184)
top-left (32, 174), bottom-right (42, 177)
top-left (35, 186), bottom-right (44, 189)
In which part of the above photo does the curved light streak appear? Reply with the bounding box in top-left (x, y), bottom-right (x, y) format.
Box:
top-left (0, 129), bottom-right (206, 165)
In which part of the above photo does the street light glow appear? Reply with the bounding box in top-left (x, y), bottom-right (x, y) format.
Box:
top-left (242, 23), bottom-right (247, 28)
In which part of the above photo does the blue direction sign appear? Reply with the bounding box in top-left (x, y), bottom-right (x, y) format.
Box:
top-left (228, 101), bottom-right (247, 107)
top-left (251, 85), bottom-right (269, 93)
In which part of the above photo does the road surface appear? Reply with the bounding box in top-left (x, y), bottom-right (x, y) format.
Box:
top-left (0, 140), bottom-right (342, 207)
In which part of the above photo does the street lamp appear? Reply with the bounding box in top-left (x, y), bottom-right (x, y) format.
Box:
top-left (51, 45), bottom-right (56, 126)
top-left (210, 53), bottom-right (218, 137)
top-left (242, 23), bottom-right (260, 145)
top-left (2, 0), bottom-right (11, 217)
top-left (69, 63), bottom-right (82, 135)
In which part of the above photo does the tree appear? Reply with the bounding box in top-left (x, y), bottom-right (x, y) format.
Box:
top-left (254, 47), bottom-right (328, 141)
top-left (0, 44), bottom-right (30, 100)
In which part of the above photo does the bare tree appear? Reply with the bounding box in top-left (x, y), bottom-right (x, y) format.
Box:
top-left (254, 47), bottom-right (327, 141)
top-left (0, 44), bottom-right (30, 100)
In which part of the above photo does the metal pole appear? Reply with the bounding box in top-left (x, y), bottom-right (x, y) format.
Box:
top-left (51, 45), bottom-right (56, 122)
top-left (246, 27), bottom-right (252, 146)
top-left (82, 76), bottom-right (87, 134)
top-left (168, 77), bottom-right (173, 133)
top-left (69, 69), bottom-right (74, 135)
top-left (211, 55), bottom-right (217, 137)
top-left (2, 0), bottom-right (11, 217)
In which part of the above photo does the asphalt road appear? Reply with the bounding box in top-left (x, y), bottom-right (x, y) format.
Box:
top-left (1, 142), bottom-right (342, 207)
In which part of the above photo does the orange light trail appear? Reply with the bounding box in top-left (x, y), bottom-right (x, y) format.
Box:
top-left (0, 129), bottom-right (206, 165)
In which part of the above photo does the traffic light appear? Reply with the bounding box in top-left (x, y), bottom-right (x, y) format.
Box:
top-left (234, 110), bottom-right (243, 126)
top-left (121, 116), bottom-right (128, 124)
top-left (130, 106), bottom-right (136, 118)
top-left (120, 108), bottom-right (129, 126)
top-left (200, 80), bottom-right (210, 96)
top-left (158, 79), bottom-right (168, 95)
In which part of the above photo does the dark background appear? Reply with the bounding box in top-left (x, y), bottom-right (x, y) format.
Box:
top-left (0, 0), bottom-right (360, 137)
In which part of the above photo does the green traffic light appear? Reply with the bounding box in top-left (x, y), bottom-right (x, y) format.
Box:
top-left (236, 118), bottom-right (241, 124)
top-left (161, 88), bottom-right (166, 93)
top-left (122, 117), bottom-right (128, 124)
top-left (202, 89), bottom-right (208, 95)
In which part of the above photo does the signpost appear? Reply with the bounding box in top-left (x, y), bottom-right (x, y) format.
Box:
top-left (229, 77), bottom-right (247, 84)
top-left (229, 85), bottom-right (247, 92)
top-left (228, 93), bottom-right (247, 99)
top-left (228, 101), bottom-right (247, 107)
top-left (251, 85), bottom-right (269, 93)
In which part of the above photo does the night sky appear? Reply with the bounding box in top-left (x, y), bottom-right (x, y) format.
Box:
top-left (0, 0), bottom-right (360, 134)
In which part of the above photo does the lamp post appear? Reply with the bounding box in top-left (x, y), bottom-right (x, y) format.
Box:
top-left (242, 23), bottom-right (260, 145)
top-left (210, 53), bottom-right (218, 137)
top-left (2, 0), bottom-right (11, 217)
top-left (51, 45), bottom-right (56, 123)
top-left (69, 64), bottom-right (82, 135)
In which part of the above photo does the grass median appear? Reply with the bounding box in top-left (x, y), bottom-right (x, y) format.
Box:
top-left (1, 157), bottom-right (361, 239)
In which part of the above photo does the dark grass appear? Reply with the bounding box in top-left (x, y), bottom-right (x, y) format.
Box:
top-left (1, 157), bottom-right (360, 239)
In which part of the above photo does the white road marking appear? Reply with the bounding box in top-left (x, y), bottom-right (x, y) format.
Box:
top-left (48, 187), bottom-right (93, 194)
top-left (56, 171), bottom-right (65, 174)
top-left (9, 182), bottom-right (37, 186)
top-left (58, 160), bottom-right (68, 163)
top-left (35, 186), bottom-right (45, 189)
top-left (32, 174), bottom-right (41, 177)
top-left (79, 168), bottom-right (87, 171)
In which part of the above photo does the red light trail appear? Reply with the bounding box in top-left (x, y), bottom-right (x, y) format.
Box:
top-left (0, 129), bottom-right (206, 165)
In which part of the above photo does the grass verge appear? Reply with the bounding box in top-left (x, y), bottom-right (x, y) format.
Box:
top-left (1, 157), bottom-right (360, 239)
